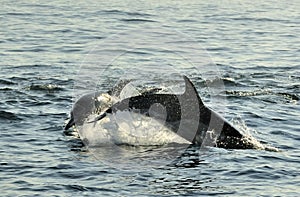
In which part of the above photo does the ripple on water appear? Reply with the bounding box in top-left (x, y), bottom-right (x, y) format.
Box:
top-left (1, 0), bottom-right (299, 196)
top-left (0, 110), bottom-right (22, 122)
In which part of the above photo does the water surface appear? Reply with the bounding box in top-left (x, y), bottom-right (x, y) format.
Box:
top-left (1, 0), bottom-right (299, 196)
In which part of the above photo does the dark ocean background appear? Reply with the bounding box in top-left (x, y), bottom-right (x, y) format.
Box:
top-left (1, 0), bottom-right (299, 196)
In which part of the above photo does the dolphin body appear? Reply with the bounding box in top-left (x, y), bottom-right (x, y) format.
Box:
top-left (91, 76), bottom-right (255, 149)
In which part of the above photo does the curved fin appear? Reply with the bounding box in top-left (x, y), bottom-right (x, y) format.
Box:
top-left (64, 113), bottom-right (75, 130)
top-left (183, 75), bottom-right (204, 106)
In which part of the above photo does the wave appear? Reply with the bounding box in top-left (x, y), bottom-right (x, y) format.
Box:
top-left (226, 89), bottom-right (299, 103)
top-left (0, 110), bottom-right (22, 121)
top-left (119, 18), bottom-right (156, 23)
top-left (0, 79), bottom-right (15, 85)
top-left (101, 9), bottom-right (153, 17)
top-left (26, 84), bottom-right (64, 92)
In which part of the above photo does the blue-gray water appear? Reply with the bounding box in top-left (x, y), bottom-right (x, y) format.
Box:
top-left (1, 0), bottom-right (299, 196)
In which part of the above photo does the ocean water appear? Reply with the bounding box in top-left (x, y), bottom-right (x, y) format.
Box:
top-left (1, 0), bottom-right (299, 196)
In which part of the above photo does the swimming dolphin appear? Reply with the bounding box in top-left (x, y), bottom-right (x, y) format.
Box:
top-left (91, 76), bottom-right (255, 149)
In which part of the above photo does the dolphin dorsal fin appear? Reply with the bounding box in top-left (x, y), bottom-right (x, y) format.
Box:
top-left (183, 75), bottom-right (204, 106)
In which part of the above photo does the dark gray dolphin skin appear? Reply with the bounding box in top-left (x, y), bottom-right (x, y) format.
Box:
top-left (92, 76), bottom-right (255, 149)
top-left (64, 92), bottom-right (100, 130)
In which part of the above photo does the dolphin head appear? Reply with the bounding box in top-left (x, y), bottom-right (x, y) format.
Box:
top-left (64, 79), bottom-right (133, 130)
top-left (64, 92), bottom-right (100, 130)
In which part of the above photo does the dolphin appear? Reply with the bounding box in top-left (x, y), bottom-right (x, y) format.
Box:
top-left (91, 76), bottom-right (255, 149)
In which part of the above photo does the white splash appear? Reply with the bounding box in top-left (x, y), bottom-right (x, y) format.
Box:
top-left (78, 111), bottom-right (190, 147)
top-left (231, 116), bottom-right (279, 152)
